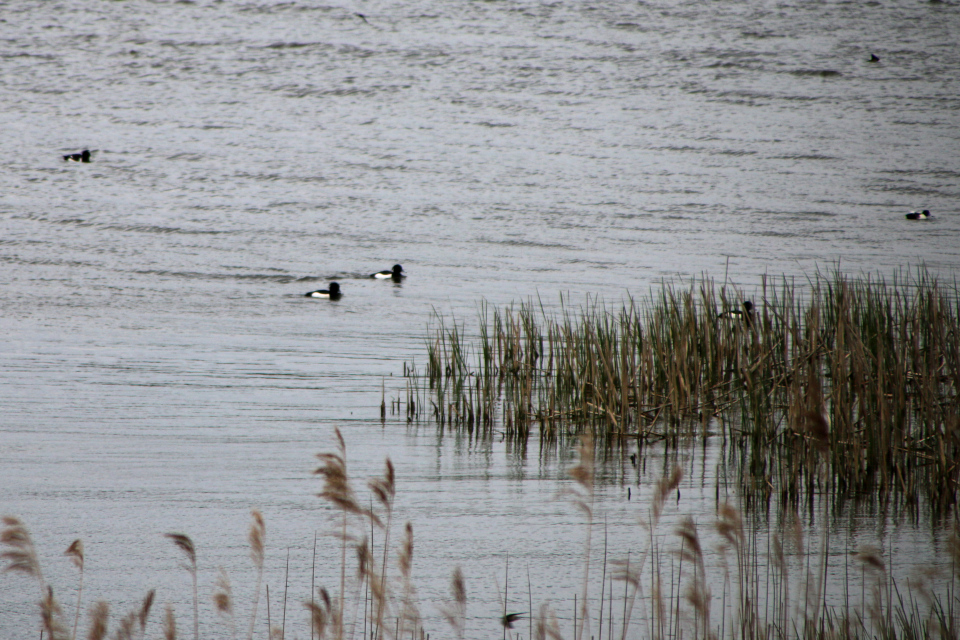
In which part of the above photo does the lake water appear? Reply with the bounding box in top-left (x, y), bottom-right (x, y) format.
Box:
top-left (2, 0), bottom-right (959, 638)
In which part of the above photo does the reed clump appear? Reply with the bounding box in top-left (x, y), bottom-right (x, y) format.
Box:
top-left (403, 267), bottom-right (960, 512)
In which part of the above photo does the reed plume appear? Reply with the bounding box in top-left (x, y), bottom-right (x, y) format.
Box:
top-left (139, 590), bottom-right (155, 639)
top-left (41, 585), bottom-right (71, 640)
top-left (535, 603), bottom-right (563, 640)
top-left (65, 539), bottom-right (85, 640)
top-left (440, 567), bottom-right (467, 640)
top-left (213, 568), bottom-right (236, 639)
top-left (368, 458), bottom-right (396, 640)
top-left (397, 522), bottom-right (422, 640)
top-left (164, 533), bottom-right (198, 640)
top-left (1, 515), bottom-right (44, 587)
top-left (676, 518), bottom-right (711, 639)
top-left (163, 605), bottom-right (176, 640)
top-left (560, 435), bottom-right (595, 640)
top-left (86, 601), bottom-right (109, 640)
top-left (247, 510), bottom-right (266, 640)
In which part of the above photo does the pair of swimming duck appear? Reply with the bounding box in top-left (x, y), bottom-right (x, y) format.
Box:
top-left (305, 264), bottom-right (404, 299)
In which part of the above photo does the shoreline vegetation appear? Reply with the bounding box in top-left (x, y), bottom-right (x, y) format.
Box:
top-left (4, 268), bottom-right (959, 639)
top-left (3, 429), bottom-right (959, 640)
top-left (401, 267), bottom-right (959, 516)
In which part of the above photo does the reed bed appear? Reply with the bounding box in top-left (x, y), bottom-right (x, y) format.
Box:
top-left (3, 432), bottom-right (958, 640)
top-left (401, 268), bottom-right (960, 513)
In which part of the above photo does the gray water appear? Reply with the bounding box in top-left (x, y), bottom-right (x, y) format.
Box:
top-left (2, 0), bottom-right (959, 637)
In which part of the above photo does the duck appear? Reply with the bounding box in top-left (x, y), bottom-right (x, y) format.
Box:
top-left (63, 149), bottom-right (92, 163)
top-left (371, 264), bottom-right (405, 280)
top-left (305, 282), bottom-right (342, 299)
top-left (905, 209), bottom-right (931, 220)
top-left (718, 300), bottom-right (754, 325)
top-left (869, 54), bottom-right (880, 62)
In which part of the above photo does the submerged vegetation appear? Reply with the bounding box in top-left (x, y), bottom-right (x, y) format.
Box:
top-left (3, 431), bottom-right (960, 639)
top-left (401, 268), bottom-right (960, 514)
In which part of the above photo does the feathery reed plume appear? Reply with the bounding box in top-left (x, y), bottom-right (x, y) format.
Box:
top-left (653, 467), bottom-right (682, 524)
top-left (315, 428), bottom-right (367, 519)
top-left (611, 553), bottom-right (639, 640)
top-left (163, 606), bottom-right (176, 640)
top-left (535, 602), bottom-right (563, 640)
top-left (65, 539), bottom-right (85, 640)
top-left (164, 533), bottom-right (198, 640)
top-left (368, 458), bottom-right (396, 640)
top-left (368, 458), bottom-right (396, 517)
top-left (41, 585), bottom-right (71, 640)
top-left (854, 545), bottom-right (888, 628)
top-left (316, 427), bottom-right (374, 639)
top-left (676, 518), bottom-right (711, 640)
top-left (715, 504), bottom-right (743, 551)
top-left (1, 516), bottom-right (44, 587)
top-left (558, 436), bottom-right (595, 640)
top-left (86, 601), bottom-right (109, 640)
top-left (112, 608), bottom-right (138, 640)
top-left (305, 588), bottom-right (332, 640)
top-left (140, 589), bottom-right (155, 637)
top-left (247, 510), bottom-right (266, 640)
top-left (440, 567), bottom-right (467, 640)
top-left (397, 522), bottom-right (421, 639)
top-left (213, 569), bottom-right (236, 639)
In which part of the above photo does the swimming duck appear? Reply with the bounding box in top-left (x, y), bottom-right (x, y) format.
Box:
top-left (371, 264), bottom-right (405, 280)
top-left (63, 150), bottom-right (91, 163)
top-left (905, 209), bottom-right (931, 220)
top-left (305, 282), bottom-right (342, 299)
top-left (718, 300), bottom-right (754, 325)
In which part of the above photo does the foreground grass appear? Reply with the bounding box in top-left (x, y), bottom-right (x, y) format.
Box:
top-left (402, 267), bottom-right (959, 514)
top-left (3, 430), bottom-right (958, 640)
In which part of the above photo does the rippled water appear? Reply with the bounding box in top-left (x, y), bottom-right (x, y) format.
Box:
top-left (2, 0), bottom-right (959, 637)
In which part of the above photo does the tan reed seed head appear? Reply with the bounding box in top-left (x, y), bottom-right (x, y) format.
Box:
top-left (715, 503), bottom-right (744, 550)
top-left (140, 589), bottom-right (155, 632)
top-left (1, 515), bottom-right (41, 579)
top-left (65, 539), bottom-right (84, 571)
top-left (164, 534), bottom-right (196, 573)
top-left (440, 566), bottom-right (468, 638)
top-left (772, 534), bottom-right (786, 574)
top-left (355, 536), bottom-right (371, 581)
top-left (86, 601), bottom-right (109, 640)
top-left (399, 522), bottom-right (414, 578)
top-left (113, 609), bottom-right (137, 640)
top-left (163, 605), bottom-right (176, 640)
top-left (535, 603), bottom-right (563, 640)
top-left (653, 466), bottom-right (683, 522)
top-left (41, 585), bottom-right (70, 640)
top-left (675, 517), bottom-right (703, 563)
top-left (304, 600), bottom-right (328, 640)
top-left (249, 510), bottom-right (265, 570)
top-left (368, 458), bottom-right (396, 513)
top-left (612, 557), bottom-right (640, 588)
top-left (451, 566), bottom-right (466, 607)
top-left (213, 569), bottom-right (233, 615)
